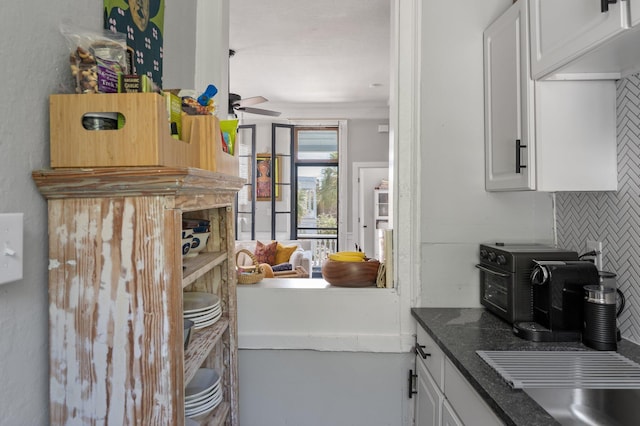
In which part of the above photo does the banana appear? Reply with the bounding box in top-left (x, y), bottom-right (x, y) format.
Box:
top-left (328, 252), bottom-right (366, 262)
top-left (329, 256), bottom-right (363, 262)
top-left (336, 251), bottom-right (366, 258)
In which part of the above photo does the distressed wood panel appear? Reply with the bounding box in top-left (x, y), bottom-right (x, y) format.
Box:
top-left (47, 196), bottom-right (183, 425)
top-left (36, 168), bottom-right (241, 426)
top-left (32, 167), bottom-right (244, 200)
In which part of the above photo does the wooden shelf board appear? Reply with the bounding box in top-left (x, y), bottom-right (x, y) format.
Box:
top-left (184, 318), bottom-right (229, 384)
top-left (188, 401), bottom-right (230, 426)
top-left (183, 251), bottom-right (227, 288)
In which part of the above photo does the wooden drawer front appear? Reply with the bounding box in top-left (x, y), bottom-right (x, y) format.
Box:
top-left (444, 359), bottom-right (503, 426)
top-left (416, 326), bottom-right (445, 390)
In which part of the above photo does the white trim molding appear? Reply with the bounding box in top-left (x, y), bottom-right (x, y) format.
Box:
top-left (239, 332), bottom-right (416, 353)
top-left (393, 0), bottom-right (422, 333)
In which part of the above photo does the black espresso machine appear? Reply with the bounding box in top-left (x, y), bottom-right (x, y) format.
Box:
top-left (513, 260), bottom-right (600, 342)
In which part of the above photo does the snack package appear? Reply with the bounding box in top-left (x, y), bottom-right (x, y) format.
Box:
top-left (219, 119), bottom-right (238, 156)
top-left (181, 96), bottom-right (217, 115)
top-left (60, 23), bottom-right (128, 94)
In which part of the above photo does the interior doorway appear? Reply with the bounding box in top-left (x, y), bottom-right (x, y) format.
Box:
top-left (352, 162), bottom-right (389, 259)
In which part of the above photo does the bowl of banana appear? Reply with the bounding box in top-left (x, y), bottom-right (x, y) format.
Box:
top-left (321, 251), bottom-right (381, 287)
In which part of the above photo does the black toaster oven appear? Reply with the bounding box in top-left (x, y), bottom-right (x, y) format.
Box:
top-left (476, 243), bottom-right (578, 324)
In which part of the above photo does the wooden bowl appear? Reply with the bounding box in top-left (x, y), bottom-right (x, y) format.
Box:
top-left (321, 258), bottom-right (380, 287)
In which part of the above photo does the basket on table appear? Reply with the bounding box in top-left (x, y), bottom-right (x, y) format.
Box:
top-left (236, 249), bottom-right (265, 284)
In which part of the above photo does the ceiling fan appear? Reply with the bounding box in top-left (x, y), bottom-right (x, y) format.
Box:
top-left (228, 93), bottom-right (281, 117)
top-left (228, 49), bottom-right (281, 117)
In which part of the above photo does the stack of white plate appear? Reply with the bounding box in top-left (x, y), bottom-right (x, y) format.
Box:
top-left (185, 368), bottom-right (223, 418)
top-left (183, 292), bottom-right (222, 330)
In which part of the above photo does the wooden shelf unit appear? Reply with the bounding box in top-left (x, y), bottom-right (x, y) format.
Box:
top-left (33, 167), bottom-right (244, 426)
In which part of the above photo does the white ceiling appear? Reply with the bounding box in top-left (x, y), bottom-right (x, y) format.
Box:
top-left (229, 0), bottom-right (391, 117)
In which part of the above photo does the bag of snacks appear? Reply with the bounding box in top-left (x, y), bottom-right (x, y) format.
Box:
top-left (60, 23), bottom-right (128, 94)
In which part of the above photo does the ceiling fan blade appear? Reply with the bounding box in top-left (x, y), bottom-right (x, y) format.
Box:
top-left (236, 106), bottom-right (281, 117)
top-left (234, 96), bottom-right (268, 108)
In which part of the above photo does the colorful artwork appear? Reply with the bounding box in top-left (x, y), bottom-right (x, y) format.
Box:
top-left (256, 154), bottom-right (281, 201)
top-left (104, 0), bottom-right (165, 88)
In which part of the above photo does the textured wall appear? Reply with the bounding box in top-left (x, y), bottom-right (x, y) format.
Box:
top-left (0, 3), bottom-right (103, 425)
top-left (556, 74), bottom-right (640, 344)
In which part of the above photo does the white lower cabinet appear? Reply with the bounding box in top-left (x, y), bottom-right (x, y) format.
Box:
top-left (414, 327), bottom-right (503, 426)
top-left (443, 359), bottom-right (503, 426)
top-left (415, 355), bottom-right (443, 426)
top-left (441, 399), bottom-right (463, 426)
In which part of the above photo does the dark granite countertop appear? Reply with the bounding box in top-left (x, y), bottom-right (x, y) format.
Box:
top-left (411, 308), bottom-right (640, 426)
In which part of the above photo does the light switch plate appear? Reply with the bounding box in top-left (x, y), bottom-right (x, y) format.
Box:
top-left (0, 213), bottom-right (23, 285)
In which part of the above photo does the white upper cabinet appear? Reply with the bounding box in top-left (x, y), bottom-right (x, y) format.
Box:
top-left (530, 0), bottom-right (639, 79)
top-left (484, 0), bottom-right (534, 190)
top-left (484, 0), bottom-right (618, 192)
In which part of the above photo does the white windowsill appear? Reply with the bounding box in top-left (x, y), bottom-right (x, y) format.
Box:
top-left (237, 278), bottom-right (411, 353)
top-left (238, 277), bottom-right (396, 291)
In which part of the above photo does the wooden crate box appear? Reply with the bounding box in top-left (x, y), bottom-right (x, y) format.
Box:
top-left (50, 93), bottom-right (197, 169)
top-left (50, 93), bottom-right (239, 175)
top-left (182, 114), bottom-right (239, 176)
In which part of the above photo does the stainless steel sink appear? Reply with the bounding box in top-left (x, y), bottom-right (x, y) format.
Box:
top-left (524, 387), bottom-right (640, 426)
top-left (476, 351), bottom-right (640, 425)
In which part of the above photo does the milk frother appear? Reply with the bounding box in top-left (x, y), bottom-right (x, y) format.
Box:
top-left (583, 285), bottom-right (618, 350)
top-left (582, 271), bottom-right (625, 351)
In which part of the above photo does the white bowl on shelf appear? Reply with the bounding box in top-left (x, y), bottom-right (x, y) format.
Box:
top-left (185, 231), bottom-right (210, 258)
top-left (181, 233), bottom-right (194, 259)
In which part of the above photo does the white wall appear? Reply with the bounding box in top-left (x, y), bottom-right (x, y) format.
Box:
top-left (163, 0), bottom-right (197, 89)
top-left (0, 3), bottom-right (104, 425)
top-left (164, 0), bottom-right (230, 112)
top-left (238, 349), bottom-right (413, 426)
top-left (346, 120), bottom-right (390, 232)
top-left (418, 0), bottom-right (555, 307)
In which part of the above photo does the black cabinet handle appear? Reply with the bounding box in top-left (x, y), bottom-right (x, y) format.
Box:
top-left (601, 0), bottom-right (617, 13)
top-left (515, 139), bottom-right (527, 174)
top-left (408, 369), bottom-right (418, 398)
top-left (415, 344), bottom-right (430, 359)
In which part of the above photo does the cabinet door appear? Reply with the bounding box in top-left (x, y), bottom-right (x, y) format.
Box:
top-left (484, 1), bottom-right (535, 191)
top-left (441, 399), bottom-right (464, 426)
top-left (530, 0), bottom-right (627, 79)
top-left (415, 357), bottom-right (443, 426)
top-left (444, 359), bottom-right (504, 425)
